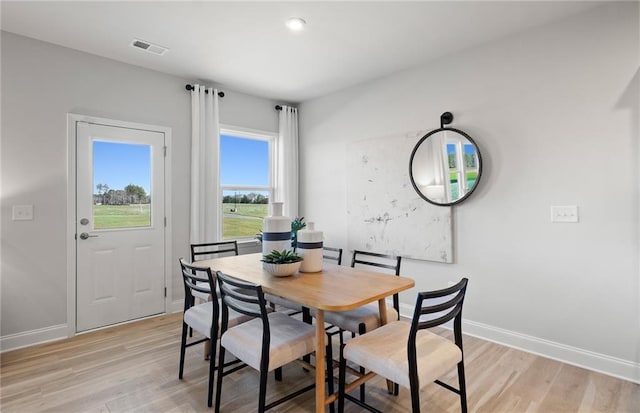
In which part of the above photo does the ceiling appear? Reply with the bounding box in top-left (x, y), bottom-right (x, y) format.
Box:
top-left (1, 1), bottom-right (605, 103)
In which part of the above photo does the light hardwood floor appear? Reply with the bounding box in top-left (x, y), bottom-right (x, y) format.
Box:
top-left (1, 313), bottom-right (638, 412)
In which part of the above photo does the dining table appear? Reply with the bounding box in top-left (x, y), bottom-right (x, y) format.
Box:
top-left (196, 252), bottom-right (415, 413)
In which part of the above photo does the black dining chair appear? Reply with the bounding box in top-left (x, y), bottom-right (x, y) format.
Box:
top-left (338, 278), bottom-right (469, 413)
top-left (187, 241), bottom-right (240, 340)
top-left (319, 250), bottom-right (402, 402)
top-left (323, 246), bottom-right (344, 265)
top-left (214, 271), bottom-right (317, 412)
top-left (178, 258), bottom-right (252, 407)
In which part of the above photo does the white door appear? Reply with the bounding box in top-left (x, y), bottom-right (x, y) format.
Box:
top-left (76, 122), bottom-right (165, 332)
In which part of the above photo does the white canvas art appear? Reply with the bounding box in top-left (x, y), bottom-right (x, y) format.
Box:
top-left (347, 132), bottom-right (453, 263)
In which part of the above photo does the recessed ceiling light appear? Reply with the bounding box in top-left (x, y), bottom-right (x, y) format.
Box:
top-left (286, 17), bottom-right (306, 32)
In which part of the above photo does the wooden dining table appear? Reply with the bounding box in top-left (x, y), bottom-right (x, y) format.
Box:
top-left (196, 252), bottom-right (415, 413)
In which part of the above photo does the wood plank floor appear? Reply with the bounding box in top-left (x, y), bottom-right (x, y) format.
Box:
top-left (1, 313), bottom-right (638, 412)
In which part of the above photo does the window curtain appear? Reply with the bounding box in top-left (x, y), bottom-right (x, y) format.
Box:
top-left (418, 132), bottom-right (448, 203)
top-left (274, 105), bottom-right (299, 219)
top-left (190, 85), bottom-right (221, 243)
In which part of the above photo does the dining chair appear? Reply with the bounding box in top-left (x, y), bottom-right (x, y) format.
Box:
top-left (178, 258), bottom-right (253, 407)
top-left (318, 249), bottom-right (402, 402)
top-left (190, 240), bottom-right (239, 302)
top-left (323, 246), bottom-right (344, 265)
top-left (214, 271), bottom-right (317, 413)
top-left (337, 278), bottom-right (469, 413)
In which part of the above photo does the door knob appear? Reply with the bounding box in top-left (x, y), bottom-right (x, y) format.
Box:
top-left (79, 232), bottom-right (98, 240)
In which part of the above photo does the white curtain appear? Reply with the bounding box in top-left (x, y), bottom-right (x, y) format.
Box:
top-left (274, 105), bottom-right (299, 219)
top-left (190, 85), bottom-right (221, 243)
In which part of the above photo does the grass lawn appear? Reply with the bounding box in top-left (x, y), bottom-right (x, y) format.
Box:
top-left (222, 203), bottom-right (267, 239)
top-left (223, 217), bottom-right (263, 239)
top-left (94, 203), bottom-right (266, 239)
top-left (94, 204), bottom-right (150, 229)
top-left (222, 203), bottom-right (268, 218)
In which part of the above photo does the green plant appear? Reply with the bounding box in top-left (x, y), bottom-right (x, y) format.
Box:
top-left (291, 216), bottom-right (306, 249)
top-left (261, 249), bottom-right (303, 264)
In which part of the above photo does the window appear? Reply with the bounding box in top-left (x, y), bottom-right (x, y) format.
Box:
top-left (219, 127), bottom-right (274, 240)
top-left (446, 141), bottom-right (479, 200)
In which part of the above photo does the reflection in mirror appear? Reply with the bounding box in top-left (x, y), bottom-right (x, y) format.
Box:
top-left (409, 128), bottom-right (482, 206)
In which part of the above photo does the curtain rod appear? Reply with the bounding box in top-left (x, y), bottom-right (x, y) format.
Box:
top-left (185, 84), bottom-right (225, 97)
top-left (275, 105), bottom-right (282, 111)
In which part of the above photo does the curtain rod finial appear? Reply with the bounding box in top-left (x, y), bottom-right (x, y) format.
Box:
top-left (185, 84), bottom-right (224, 98)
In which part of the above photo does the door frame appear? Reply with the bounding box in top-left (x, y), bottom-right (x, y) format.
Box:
top-left (66, 113), bottom-right (172, 336)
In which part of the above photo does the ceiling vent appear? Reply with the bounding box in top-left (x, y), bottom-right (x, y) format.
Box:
top-left (131, 39), bottom-right (168, 56)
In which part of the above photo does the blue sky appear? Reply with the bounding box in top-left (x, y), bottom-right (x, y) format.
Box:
top-left (220, 134), bottom-right (268, 186)
top-left (93, 141), bottom-right (151, 194)
top-left (93, 135), bottom-right (268, 195)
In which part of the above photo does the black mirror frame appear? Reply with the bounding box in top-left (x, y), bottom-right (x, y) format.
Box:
top-left (409, 126), bottom-right (483, 207)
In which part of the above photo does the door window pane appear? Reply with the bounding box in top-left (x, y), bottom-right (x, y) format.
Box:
top-left (222, 190), bottom-right (269, 239)
top-left (93, 141), bottom-right (151, 229)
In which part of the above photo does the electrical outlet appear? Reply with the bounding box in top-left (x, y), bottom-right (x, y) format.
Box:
top-left (550, 205), bottom-right (578, 223)
top-left (12, 205), bottom-right (34, 221)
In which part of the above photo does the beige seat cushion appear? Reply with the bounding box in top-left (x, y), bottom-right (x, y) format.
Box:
top-left (221, 312), bottom-right (316, 372)
top-left (343, 320), bottom-right (461, 390)
top-left (184, 300), bottom-right (253, 338)
top-left (314, 304), bottom-right (398, 333)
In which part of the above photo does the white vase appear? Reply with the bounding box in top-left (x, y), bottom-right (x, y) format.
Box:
top-left (262, 202), bottom-right (292, 256)
top-left (297, 222), bottom-right (324, 273)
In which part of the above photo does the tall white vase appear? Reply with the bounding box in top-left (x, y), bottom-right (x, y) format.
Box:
top-left (297, 222), bottom-right (323, 273)
top-left (261, 202), bottom-right (292, 256)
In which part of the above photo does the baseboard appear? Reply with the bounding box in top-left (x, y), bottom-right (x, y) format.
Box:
top-left (399, 303), bottom-right (639, 383)
top-left (0, 323), bottom-right (68, 353)
top-left (464, 320), bottom-right (640, 384)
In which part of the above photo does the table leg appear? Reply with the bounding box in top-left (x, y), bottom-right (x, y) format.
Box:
top-left (378, 299), bottom-right (394, 394)
top-left (378, 299), bottom-right (388, 325)
top-left (315, 309), bottom-right (326, 413)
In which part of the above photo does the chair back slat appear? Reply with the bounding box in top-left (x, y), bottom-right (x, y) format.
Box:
top-left (216, 271), bottom-right (269, 320)
top-left (409, 278), bottom-right (468, 338)
top-left (418, 292), bottom-right (465, 316)
top-left (351, 250), bottom-right (403, 316)
top-left (179, 258), bottom-right (218, 312)
top-left (351, 250), bottom-right (402, 275)
top-left (323, 246), bottom-right (343, 265)
top-left (191, 241), bottom-right (239, 262)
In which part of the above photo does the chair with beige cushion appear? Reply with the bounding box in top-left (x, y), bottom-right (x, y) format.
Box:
top-left (214, 271), bottom-right (317, 413)
top-left (178, 258), bottom-right (253, 407)
top-left (189, 240), bottom-right (239, 302)
top-left (319, 249), bottom-right (402, 401)
top-left (337, 278), bottom-right (469, 413)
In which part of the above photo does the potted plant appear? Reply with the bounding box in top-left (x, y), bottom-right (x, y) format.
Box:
top-left (261, 249), bottom-right (303, 277)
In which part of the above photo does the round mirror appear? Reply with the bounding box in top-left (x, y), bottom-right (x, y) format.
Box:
top-left (409, 127), bottom-right (483, 206)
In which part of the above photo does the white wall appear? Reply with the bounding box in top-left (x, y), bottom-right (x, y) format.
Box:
top-left (299, 3), bottom-right (639, 381)
top-left (0, 32), bottom-right (278, 342)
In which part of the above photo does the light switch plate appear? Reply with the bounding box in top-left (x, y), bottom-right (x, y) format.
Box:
top-left (550, 205), bottom-right (578, 223)
top-left (12, 205), bottom-right (34, 221)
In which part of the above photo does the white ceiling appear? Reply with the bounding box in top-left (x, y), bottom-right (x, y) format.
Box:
top-left (1, 1), bottom-right (605, 103)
